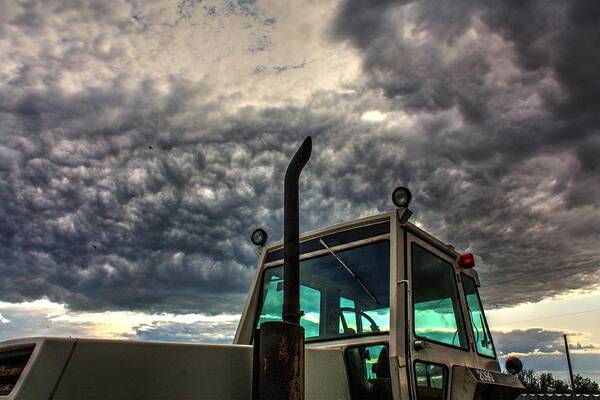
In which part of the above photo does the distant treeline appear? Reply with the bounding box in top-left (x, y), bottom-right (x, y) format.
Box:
top-left (519, 369), bottom-right (600, 394)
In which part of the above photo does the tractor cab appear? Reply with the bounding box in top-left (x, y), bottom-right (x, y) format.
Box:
top-left (0, 138), bottom-right (524, 400)
top-left (235, 193), bottom-right (523, 400)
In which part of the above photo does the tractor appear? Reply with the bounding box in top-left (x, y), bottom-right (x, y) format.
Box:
top-left (0, 137), bottom-right (524, 399)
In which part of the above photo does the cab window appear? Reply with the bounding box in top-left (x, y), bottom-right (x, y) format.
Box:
top-left (257, 240), bottom-right (390, 341)
top-left (414, 362), bottom-right (447, 400)
top-left (345, 344), bottom-right (393, 400)
top-left (339, 297), bottom-right (358, 334)
top-left (411, 243), bottom-right (468, 349)
top-left (462, 274), bottom-right (496, 358)
top-left (258, 278), bottom-right (321, 338)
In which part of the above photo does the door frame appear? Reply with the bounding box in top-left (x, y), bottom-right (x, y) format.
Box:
top-left (402, 228), bottom-right (478, 399)
top-left (389, 211), bottom-right (411, 399)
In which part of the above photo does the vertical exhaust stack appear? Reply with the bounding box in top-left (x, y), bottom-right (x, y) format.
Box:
top-left (254, 137), bottom-right (311, 400)
top-left (283, 136), bottom-right (312, 324)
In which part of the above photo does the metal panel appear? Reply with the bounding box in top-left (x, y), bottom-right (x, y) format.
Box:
top-left (0, 338), bottom-right (75, 400)
top-left (451, 365), bottom-right (524, 400)
top-left (0, 338), bottom-right (349, 400)
top-left (261, 213), bottom-right (393, 257)
top-left (264, 234), bottom-right (390, 268)
top-left (264, 223), bottom-right (390, 264)
top-left (389, 211), bottom-right (411, 400)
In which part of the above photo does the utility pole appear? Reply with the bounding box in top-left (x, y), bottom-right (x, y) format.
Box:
top-left (563, 334), bottom-right (576, 398)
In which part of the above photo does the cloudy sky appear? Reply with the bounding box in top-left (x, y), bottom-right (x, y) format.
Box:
top-left (1, 0), bottom-right (599, 382)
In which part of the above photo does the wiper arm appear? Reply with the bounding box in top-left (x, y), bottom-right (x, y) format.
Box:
top-left (319, 239), bottom-right (380, 305)
top-left (479, 313), bottom-right (491, 347)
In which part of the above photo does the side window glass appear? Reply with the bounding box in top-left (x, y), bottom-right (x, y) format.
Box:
top-left (339, 297), bottom-right (358, 334)
top-left (462, 274), bottom-right (496, 358)
top-left (345, 344), bottom-right (392, 400)
top-left (411, 243), bottom-right (468, 349)
top-left (339, 297), bottom-right (389, 336)
top-left (301, 285), bottom-right (321, 338)
top-left (257, 274), bottom-right (321, 339)
top-left (363, 309), bottom-right (390, 333)
top-left (414, 362), bottom-right (447, 400)
top-left (257, 275), bottom-right (282, 327)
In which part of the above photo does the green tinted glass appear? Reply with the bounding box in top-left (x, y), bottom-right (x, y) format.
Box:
top-left (258, 240), bottom-right (390, 341)
top-left (345, 344), bottom-right (392, 400)
top-left (411, 243), bottom-right (468, 349)
top-left (414, 362), bottom-right (446, 399)
top-left (339, 297), bottom-right (357, 334)
top-left (257, 275), bottom-right (321, 338)
top-left (462, 274), bottom-right (496, 358)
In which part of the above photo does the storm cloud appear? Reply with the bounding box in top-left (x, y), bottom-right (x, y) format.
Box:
top-left (331, 0), bottom-right (600, 306)
top-left (493, 328), bottom-right (600, 378)
top-left (0, 0), bottom-right (599, 325)
top-left (493, 328), bottom-right (598, 356)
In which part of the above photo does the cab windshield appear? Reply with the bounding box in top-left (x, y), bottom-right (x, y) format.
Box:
top-left (257, 239), bottom-right (390, 341)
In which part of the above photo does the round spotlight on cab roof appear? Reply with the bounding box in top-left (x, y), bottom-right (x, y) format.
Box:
top-left (505, 356), bottom-right (523, 375)
top-left (392, 186), bottom-right (412, 208)
top-left (251, 228), bottom-right (268, 247)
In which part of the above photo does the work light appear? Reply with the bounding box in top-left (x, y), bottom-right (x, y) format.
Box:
top-left (392, 186), bottom-right (412, 208)
top-left (505, 356), bottom-right (523, 375)
top-left (251, 228), bottom-right (268, 247)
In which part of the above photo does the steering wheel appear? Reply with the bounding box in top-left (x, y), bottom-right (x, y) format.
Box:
top-left (338, 307), bottom-right (380, 334)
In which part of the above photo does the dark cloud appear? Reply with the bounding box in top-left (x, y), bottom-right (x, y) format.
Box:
top-left (523, 352), bottom-right (600, 372)
top-left (0, 0), bottom-right (599, 322)
top-left (493, 328), bottom-right (600, 378)
top-left (0, 70), bottom-right (300, 313)
top-left (493, 328), bottom-right (597, 356)
top-left (332, 0), bottom-right (600, 167)
top-left (331, 0), bottom-right (600, 307)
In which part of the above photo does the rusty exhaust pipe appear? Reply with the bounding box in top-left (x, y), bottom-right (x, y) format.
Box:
top-left (254, 136), bottom-right (311, 400)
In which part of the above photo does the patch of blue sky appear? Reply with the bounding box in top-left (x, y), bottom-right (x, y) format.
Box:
top-left (205, 6), bottom-right (217, 17)
top-left (237, 0), bottom-right (257, 17)
top-left (263, 17), bottom-right (276, 26)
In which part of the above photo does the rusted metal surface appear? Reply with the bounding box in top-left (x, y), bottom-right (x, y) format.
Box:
top-left (256, 321), bottom-right (305, 400)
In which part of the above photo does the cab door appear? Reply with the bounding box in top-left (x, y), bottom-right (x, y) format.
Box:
top-left (406, 233), bottom-right (476, 400)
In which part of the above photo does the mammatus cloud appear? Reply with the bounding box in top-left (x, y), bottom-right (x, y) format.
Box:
top-left (331, 0), bottom-right (600, 306)
top-left (0, 0), bottom-right (599, 332)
